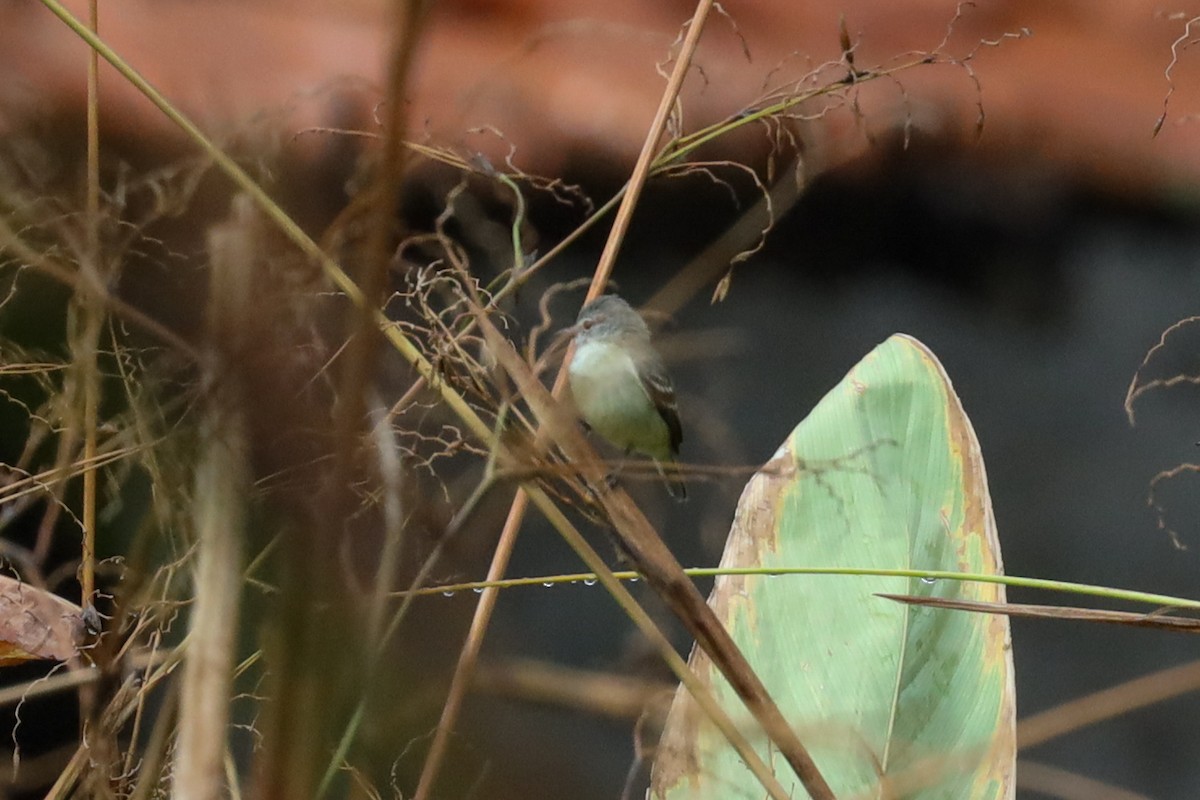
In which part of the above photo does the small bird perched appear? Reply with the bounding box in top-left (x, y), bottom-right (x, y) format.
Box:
top-left (567, 295), bottom-right (686, 500)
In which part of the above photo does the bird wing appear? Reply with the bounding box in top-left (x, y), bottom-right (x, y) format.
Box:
top-left (639, 361), bottom-right (683, 456)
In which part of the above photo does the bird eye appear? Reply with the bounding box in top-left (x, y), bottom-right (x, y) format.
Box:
top-left (581, 319), bottom-right (594, 330)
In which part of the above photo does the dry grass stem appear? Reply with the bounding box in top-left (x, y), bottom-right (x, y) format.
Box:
top-left (172, 202), bottom-right (254, 800)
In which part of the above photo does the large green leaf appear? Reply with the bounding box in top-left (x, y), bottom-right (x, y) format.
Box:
top-left (651, 334), bottom-right (1015, 799)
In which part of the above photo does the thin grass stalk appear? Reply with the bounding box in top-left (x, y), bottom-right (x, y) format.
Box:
top-left (403, 566), bottom-right (1200, 610)
top-left (71, 6), bottom-right (106, 777)
top-left (72, 241), bottom-right (104, 749)
top-left (80, 0), bottom-right (99, 617)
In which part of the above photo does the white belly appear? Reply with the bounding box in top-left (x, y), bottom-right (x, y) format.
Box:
top-left (568, 341), bottom-right (670, 459)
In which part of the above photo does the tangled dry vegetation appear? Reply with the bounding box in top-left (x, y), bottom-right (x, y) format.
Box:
top-left (0, 4), bottom-right (1026, 798)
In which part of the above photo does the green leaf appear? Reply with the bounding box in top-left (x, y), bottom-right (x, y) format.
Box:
top-left (652, 334), bottom-right (1015, 799)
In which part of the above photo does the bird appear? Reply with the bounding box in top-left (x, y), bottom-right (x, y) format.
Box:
top-left (566, 294), bottom-right (686, 500)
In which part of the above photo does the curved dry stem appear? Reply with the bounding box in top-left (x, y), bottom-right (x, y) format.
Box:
top-left (1123, 315), bottom-right (1200, 425)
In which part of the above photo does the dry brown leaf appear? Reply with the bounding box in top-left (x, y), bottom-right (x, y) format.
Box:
top-left (0, 575), bottom-right (81, 665)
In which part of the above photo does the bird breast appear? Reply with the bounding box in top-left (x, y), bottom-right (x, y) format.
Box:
top-left (568, 341), bottom-right (670, 459)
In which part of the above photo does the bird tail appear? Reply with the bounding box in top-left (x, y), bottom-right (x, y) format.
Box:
top-left (655, 459), bottom-right (687, 502)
